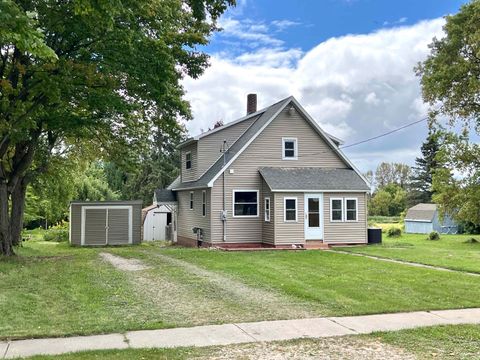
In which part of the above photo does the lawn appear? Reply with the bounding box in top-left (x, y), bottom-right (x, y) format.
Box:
top-left (337, 233), bottom-right (480, 273)
top-left (23, 324), bottom-right (480, 359)
top-left (2, 239), bottom-right (480, 340)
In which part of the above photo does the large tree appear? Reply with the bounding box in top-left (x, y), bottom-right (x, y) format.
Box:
top-left (416, 0), bottom-right (480, 225)
top-left (374, 162), bottom-right (411, 190)
top-left (408, 130), bottom-right (442, 205)
top-left (0, 0), bottom-right (234, 255)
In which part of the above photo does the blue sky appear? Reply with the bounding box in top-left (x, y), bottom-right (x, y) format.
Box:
top-left (183, 0), bottom-right (470, 172)
top-left (207, 0), bottom-right (467, 55)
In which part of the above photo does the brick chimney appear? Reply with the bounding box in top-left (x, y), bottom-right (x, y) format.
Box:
top-left (246, 93), bottom-right (257, 115)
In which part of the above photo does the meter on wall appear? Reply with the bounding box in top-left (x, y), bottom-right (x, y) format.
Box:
top-left (220, 210), bottom-right (227, 221)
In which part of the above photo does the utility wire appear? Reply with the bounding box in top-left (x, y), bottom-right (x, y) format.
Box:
top-left (339, 117), bottom-right (428, 150)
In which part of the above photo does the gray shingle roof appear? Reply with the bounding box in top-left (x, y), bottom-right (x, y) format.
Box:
top-left (154, 188), bottom-right (177, 202)
top-left (405, 203), bottom-right (437, 221)
top-left (259, 167), bottom-right (371, 191)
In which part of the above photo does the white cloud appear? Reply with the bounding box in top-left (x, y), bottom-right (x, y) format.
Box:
top-left (383, 17), bottom-right (408, 26)
top-left (271, 19), bottom-right (301, 31)
top-left (182, 18), bottom-right (445, 172)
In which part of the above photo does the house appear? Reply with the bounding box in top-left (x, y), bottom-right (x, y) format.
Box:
top-left (404, 203), bottom-right (458, 234)
top-left (156, 94), bottom-right (370, 248)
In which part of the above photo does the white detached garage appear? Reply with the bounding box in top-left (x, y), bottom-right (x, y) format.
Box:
top-left (70, 201), bottom-right (143, 246)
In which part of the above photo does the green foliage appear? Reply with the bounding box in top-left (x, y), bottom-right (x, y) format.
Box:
top-left (0, 0), bottom-right (234, 254)
top-left (74, 162), bottom-right (119, 202)
top-left (408, 130), bottom-right (442, 206)
top-left (374, 162), bottom-right (411, 189)
top-left (428, 231), bottom-right (440, 241)
top-left (459, 222), bottom-right (480, 235)
top-left (387, 227), bottom-right (402, 238)
top-left (368, 216), bottom-right (401, 224)
top-left (369, 183), bottom-right (407, 217)
top-left (43, 222), bottom-right (69, 242)
top-left (417, 1), bottom-right (480, 228)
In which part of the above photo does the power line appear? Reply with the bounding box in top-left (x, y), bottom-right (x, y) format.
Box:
top-left (339, 117), bottom-right (428, 150)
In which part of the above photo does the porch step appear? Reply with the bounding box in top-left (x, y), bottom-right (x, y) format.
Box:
top-left (305, 241), bottom-right (330, 250)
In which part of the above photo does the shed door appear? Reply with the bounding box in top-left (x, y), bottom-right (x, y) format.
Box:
top-left (107, 208), bottom-right (130, 245)
top-left (84, 209), bottom-right (107, 245)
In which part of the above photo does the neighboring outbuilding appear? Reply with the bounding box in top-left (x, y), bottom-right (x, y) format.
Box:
top-left (70, 200), bottom-right (143, 246)
top-left (142, 204), bottom-right (173, 241)
top-left (404, 203), bottom-right (458, 234)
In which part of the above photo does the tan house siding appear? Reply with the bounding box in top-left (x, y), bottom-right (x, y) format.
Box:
top-left (177, 189), bottom-right (210, 242)
top-left (262, 179), bottom-right (274, 244)
top-left (274, 193), bottom-right (305, 245)
top-left (323, 192), bottom-right (367, 244)
top-left (197, 117), bottom-right (256, 178)
top-left (211, 106), bottom-right (348, 244)
top-left (181, 143), bottom-right (197, 183)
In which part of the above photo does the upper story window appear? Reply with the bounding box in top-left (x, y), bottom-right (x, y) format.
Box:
top-left (284, 197), bottom-right (298, 222)
top-left (233, 190), bottom-right (258, 217)
top-left (185, 152), bottom-right (192, 169)
top-left (282, 138), bottom-right (298, 160)
top-left (330, 198), bottom-right (343, 222)
top-left (345, 198), bottom-right (358, 222)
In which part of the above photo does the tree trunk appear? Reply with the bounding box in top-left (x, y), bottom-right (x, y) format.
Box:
top-left (0, 181), bottom-right (13, 256)
top-left (10, 177), bottom-right (28, 247)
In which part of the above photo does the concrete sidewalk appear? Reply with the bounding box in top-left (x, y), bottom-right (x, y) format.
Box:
top-left (3, 308), bottom-right (480, 359)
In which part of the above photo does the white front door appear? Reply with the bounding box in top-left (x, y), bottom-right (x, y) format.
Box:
top-left (304, 194), bottom-right (324, 240)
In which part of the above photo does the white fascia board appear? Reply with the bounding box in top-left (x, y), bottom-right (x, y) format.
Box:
top-left (207, 97), bottom-right (293, 187)
top-left (289, 97), bottom-right (371, 189)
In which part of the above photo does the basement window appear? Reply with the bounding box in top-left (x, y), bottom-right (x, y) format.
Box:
top-left (233, 190), bottom-right (258, 217)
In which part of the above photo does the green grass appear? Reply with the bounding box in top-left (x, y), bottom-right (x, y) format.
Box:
top-left (123, 246), bottom-right (480, 316)
top-left (2, 239), bottom-right (480, 340)
top-left (23, 324), bottom-right (480, 359)
top-left (368, 216), bottom-right (401, 224)
top-left (337, 233), bottom-right (480, 273)
top-left (0, 241), bottom-right (169, 340)
top-left (374, 324), bottom-right (480, 359)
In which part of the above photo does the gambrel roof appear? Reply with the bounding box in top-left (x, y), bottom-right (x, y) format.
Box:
top-left (171, 96), bottom-right (369, 191)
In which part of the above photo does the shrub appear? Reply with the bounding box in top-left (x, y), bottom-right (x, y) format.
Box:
top-left (387, 227), bottom-right (402, 237)
top-left (43, 222), bottom-right (69, 242)
top-left (428, 231), bottom-right (440, 240)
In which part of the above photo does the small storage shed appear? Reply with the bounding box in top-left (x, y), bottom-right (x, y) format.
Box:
top-left (70, 200), bottom-right (143, 246)
top-left (404, 203), bottom-right (458, 234)
top-left (142, 204), bottom-right (172, 241)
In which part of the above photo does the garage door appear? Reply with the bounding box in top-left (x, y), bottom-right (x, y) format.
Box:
top-left (82, 206), bottom-right (132, 245)
top-left (107, 208), bottom-right (130, 245)
top-left (84, 208), bottom-right (107, 245)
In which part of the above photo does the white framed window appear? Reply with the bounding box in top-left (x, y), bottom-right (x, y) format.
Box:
top-left (202, 190), bottom-right (206, 217)
top-left (330, 198), bottom-right (343, 222)
top-left (345, 198), bottom-right (358, 222)
top-left (185, 151), bottom-right (192, 169)
top-left (282, 137), bottom-right (298, 160)
top-left (189, 191), bottom-right (194, 210)
top-left (264, 197), bottom-right (270, 222)
top-left (284, 197), bottom-right (298, 222)
top-left (233, 190), bottom-right (259, 217)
